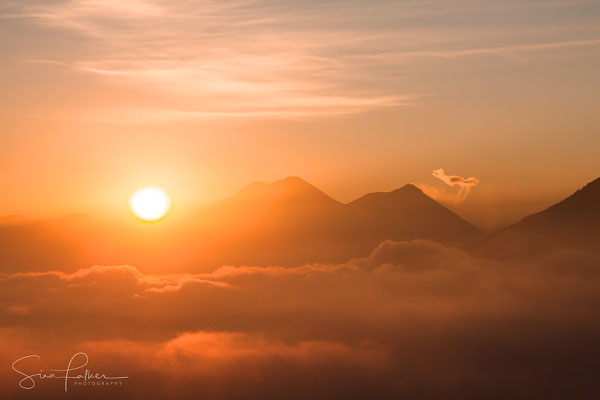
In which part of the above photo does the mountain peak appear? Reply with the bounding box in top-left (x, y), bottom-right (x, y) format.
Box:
top-left (346, 181), bottom-right (482, 244)
top-left (280, 175), bottom-right (307, 183)
top-left (349, 183), bottom-right (433, 206)
top-left (398, 183), bottom-right (424, 194)
top-left (229, 176), bottom-right (340, 206)
top-left (272, 176), bottom-right (313, 189)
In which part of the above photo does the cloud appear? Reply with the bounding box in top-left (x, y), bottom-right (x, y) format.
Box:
top-left (428, 168), bottom-right (480, 204)
top-left (5, 0), bottom-right (600, 121)
top-left (352, 38), bottom-right (600, 62)
top-left (1, 240), bottom-right (600, 398)
top-left (4, 0), bottom-right (410, 120)
top-left (432, 168), bottom-right (479, 187)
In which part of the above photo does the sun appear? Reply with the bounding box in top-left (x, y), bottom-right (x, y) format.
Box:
top-left (129, 186), bottom-right (171, 222)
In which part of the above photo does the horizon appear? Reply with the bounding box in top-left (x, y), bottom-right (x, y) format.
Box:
top-left (1, 174), bottom-right (596, 233)
top-left (0, 169), bottom-right (596, 232)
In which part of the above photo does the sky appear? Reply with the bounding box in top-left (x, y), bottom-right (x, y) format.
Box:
top-left (1, 0), bottom-right (599, 230)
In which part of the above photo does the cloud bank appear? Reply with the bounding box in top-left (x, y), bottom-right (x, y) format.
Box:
top-left (1, 239), bottom-right (600, 398)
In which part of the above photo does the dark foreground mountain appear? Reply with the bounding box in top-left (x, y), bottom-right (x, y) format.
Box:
top-left (473, 177), bottom-right (600, 258)
top-left (0, 177), bottom-right (482, 272)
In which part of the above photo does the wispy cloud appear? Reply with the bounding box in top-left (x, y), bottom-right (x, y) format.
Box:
top-left (353, 38), bottom-right (600, 62)
top-left (8, 0), bottom-right (410, 120)
top-left (432, 168), bottom-right (479, 187)
top-left (5, 0), bottom-right (600, 121)
top-left (424, 168), bottom-right (480, 204)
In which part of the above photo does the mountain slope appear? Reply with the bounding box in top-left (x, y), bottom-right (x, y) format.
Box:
top-left (188, 177), bottom-right (346, 267)
top-left (346, 184), bottom-right (482, 248)
top-left (473, 177), bottom-right (600, 258)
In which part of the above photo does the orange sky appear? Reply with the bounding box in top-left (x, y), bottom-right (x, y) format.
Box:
top-left (1, 4), bottom-right (600, 398)
top-left (1, 0), bottom-right (599, 230)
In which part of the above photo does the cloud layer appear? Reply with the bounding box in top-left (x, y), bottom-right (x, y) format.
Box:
top-left (1, 239), bottom-right (600, 398)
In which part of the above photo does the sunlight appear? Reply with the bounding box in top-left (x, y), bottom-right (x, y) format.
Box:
top-left (129, 186), bottom-right (171, 222)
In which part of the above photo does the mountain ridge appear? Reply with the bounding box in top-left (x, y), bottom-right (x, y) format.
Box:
top-left (0, 176), bottom-right (484, 272)
top-left (472, 176), bottom-right (600, 258)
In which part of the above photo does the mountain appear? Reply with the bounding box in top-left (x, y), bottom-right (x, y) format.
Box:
top-left (0, 177), bottom-right (483, 272)
top-left (473, 177), bottom-right (600, 258)
top-left (228, 176), bottom-right (340, 207)
top-left (187, 177), bottom-right (347, 267)
top-left (346, 184), bottom-right (482, 250)
top-left (201, 176), bottom-right (342, 233)
top-left (188, 178), bottom-right (482, 268)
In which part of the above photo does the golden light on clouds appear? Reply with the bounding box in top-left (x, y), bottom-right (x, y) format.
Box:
top-left (129, 186), bottom-right (171, 222)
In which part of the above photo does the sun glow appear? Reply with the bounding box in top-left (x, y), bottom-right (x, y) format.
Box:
top-left (129, 186), bottom-right (171, 222)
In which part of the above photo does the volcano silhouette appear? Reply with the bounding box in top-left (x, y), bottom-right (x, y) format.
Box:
top-left (473, 177), bottom-right (600, 258)
top-left (0, 176), bottom-right (483, 272)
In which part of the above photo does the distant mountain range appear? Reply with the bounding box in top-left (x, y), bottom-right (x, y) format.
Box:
top-left (190, 177), bottom-right (482, 268)
top-left (0, 176), bottom-right (481, 272)
top-left (0, 176), bottom-right (598, 272)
